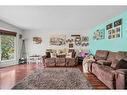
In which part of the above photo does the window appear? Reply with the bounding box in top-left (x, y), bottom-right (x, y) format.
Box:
top-left (0, 30), bottom-right (16, 62)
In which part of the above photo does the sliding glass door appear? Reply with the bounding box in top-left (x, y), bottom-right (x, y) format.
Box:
top-left (0, 30), bottom-right (16, 62)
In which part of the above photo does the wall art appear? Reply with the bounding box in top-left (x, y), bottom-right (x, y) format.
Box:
top-left (106, 23), bottom-right (113, 30)
top-left (50, 35), bottom-right (66, 46)
top-left (33, 37), bottom-right (42, 44)
top-left (107, 19), bottom-right (122, 39)
top-left (66, 38), bottom-right (74, 43)
top-left (93, 28), bottom-right (105, 40)
top-left (81, 36), bottom-right (89, 46)
top-left (69, 43), bottom-right (74, 48)
top-left (114, 19), bottom-right (122, 27)
top-left (75, 36), bottom-right (81, 46)
top-left (107, 27), bottom-right (121, 39)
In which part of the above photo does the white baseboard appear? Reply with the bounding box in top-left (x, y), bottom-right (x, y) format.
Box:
top-left (0, 60), bottom-right (19, 68)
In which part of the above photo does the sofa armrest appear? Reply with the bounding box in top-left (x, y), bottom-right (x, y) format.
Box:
top-left (115, 69), bottom-right (127, 89)
top-left (87, 62), bottom-right (93, 72)
top-left (115, 69), bottom-right (127, 75)
top-left (42, 55), bottom-right (47, 63)
top-left (42, 55), bottom-right (46, 58)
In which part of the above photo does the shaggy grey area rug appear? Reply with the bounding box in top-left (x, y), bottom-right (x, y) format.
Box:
top-left (12, 68), bottom-right (93, 89)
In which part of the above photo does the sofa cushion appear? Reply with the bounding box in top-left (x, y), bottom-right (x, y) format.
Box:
top-left (111, 58), bottom-right (127, 69)
top-left (95, 50), bottom-right (109, 60)
top-left (115, 52), bottom-right (127, 61)
top-left (45, 58), bottom-right (56, 66)
top-left (66, 52), bottom-right (72, 58)
top-left (98, 65), bottom-right (115, 80)
top-left (122, 57), bottom-right (127, 61)
top-left (56, 58), bottom-right (66, 66)
top-left (45, 58), bottom-right (56, 63)
top-left (97, 60), bottom-right (112, 66)
top-left (92, 63), bottom-right (114, 80)
top-left (107, 52), bottom-right (117, 62)
top-left (91, 63), bottom-right (115, 89)
top-left (115, 59), bottom-right (127, 69)
top-left (56, 58), bottom-right (65, 62)
top-left (66, 58), bottom-right (76, 66)
top-left (111, 59), bottom-right (119, 69)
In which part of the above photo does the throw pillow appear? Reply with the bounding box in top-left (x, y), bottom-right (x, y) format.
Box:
top-left (46, 52), bottom-right (51, 58)
top-left (111, 59), bottom-right (119, 69)
top-left (111, 59), bottom-right (127, 69)
top-left (66, 53), bottom-right (72, 58)
top-left (97, 60), bottom-right (112, 66)
top-left (116, 59), bottom-right (127, 69)
top-left (50, 53), bottom-right (56, 58)
top-left (95, 50), bottom-right (109, 60)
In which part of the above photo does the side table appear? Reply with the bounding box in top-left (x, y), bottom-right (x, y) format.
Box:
top-left (77, 57), bottom-right (84, 64)
top-left (28, 55), bottom-right (42, 64)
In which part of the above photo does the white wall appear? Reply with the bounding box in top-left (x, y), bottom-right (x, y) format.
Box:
top-left (23, 30), bottom-right (88, 57)
top-left (0, 20), bottom-right (24, 68)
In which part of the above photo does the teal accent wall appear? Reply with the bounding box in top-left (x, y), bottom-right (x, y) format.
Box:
top-left (89, 11), bottom-right (127, 55)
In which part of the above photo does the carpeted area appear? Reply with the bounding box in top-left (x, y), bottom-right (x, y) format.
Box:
top-left (12, 68), bottom-right (93, 89)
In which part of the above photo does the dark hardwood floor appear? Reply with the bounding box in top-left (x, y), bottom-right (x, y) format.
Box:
top-left (78, 64), bottom-right (109, 89)
top-left (0, 64), bottom-right (108, 89)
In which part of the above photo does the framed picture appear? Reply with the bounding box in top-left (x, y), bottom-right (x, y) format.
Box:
top-left (108, 35), bottom-right (111, 39)
top-left (112, 29), bottom-right (115, 34)
top-left (116, 34), bottom-right (120, 37)
top-left (114, 25), bottom-right (121, 38)
top-left (50, 35), bottom-right (66, 46)
top-left (33, 37), bottom-right (42, 44)
top-left (115, 26), bottom-right (121, 32)
top-left (75, 36), bottom-right (81, 46)
top-left (107, 19), bottom-right (122, 40)
top-left (108, 30), bottom-right (111, 34)
top-left (107, 25), bottom-right (121, 39)
top-left (82, 36), bottom-right (89, 42)
top-left (69, 43), bottom-right (73, 48)
top-left (114, 19), bottom-right (122, 27)
top-left (112, 35), bottom-right (115, 38)
top-left (81, 36), bottom-right (89, 46)
top-left (106, 23), bottom-right (112, 30)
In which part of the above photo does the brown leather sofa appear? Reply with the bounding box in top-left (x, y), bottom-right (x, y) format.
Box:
top-left (88, 50), bottom-right (127, 89)
top-left (43, 49), bottom-right (77, 67)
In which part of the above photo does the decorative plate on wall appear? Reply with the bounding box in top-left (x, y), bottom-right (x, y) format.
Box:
top-left (75, 36), bottom-right (81, 46)
top-left (93, 28), bottom-right (105, 40)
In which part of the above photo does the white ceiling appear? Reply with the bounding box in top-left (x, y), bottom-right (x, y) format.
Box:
top-left (0, 6), bottom-right (127, 32)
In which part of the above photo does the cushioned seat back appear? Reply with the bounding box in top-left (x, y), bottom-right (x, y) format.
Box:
top-left (68, 49), bottom-right (76, 58)
top-left (110, 52), bottom-right (127, 69)
top-left (107, 52), bottom-right (117, 62)
top-left (116, 51), bottom-right (127, 61)
top-left (46, 52), bottom-right (51, 58)
top-left (95, 50), bottom-right (109, 60)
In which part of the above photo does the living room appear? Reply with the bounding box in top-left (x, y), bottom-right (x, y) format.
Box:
top-left (1, 5), bottom-right (127, 92)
